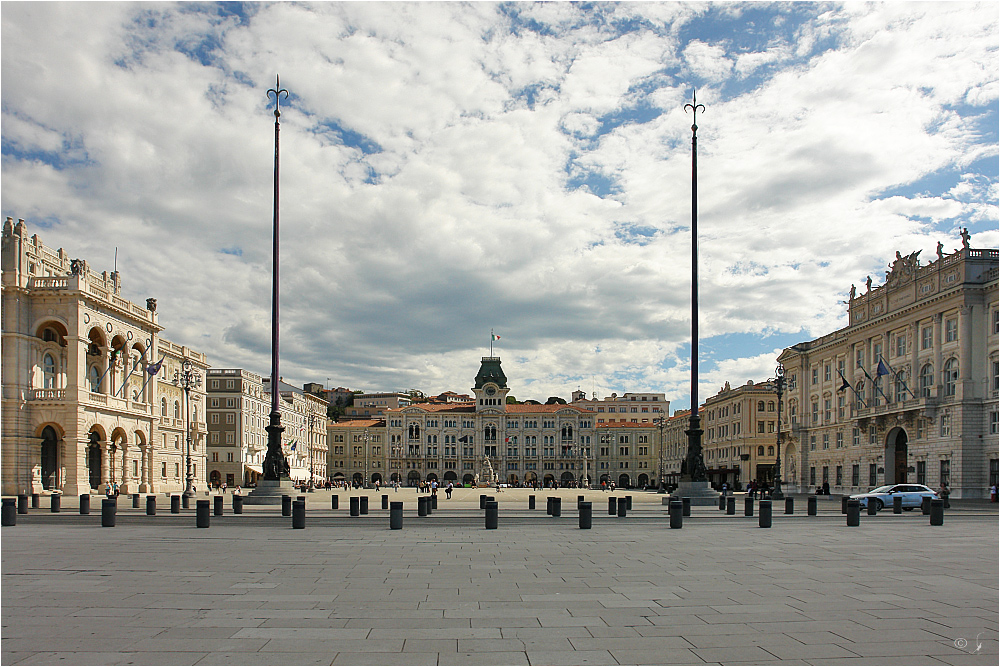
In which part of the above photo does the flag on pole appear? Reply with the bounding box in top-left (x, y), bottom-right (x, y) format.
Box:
top-left (289, 440), bottom-right (297, 451)
top-left (492, 333), bottom-right (501, 341)
top-left (875, 358), bottom-right (891, 377)
top-left (836, 369), bottom-right (850, 393)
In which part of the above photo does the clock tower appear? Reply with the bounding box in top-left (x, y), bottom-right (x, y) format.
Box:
top-left (473, 356), bottom-right (509, 413)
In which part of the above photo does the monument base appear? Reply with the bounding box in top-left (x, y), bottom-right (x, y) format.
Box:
top-left (667, 480), bottom-right (720, 506)
top-left (242, 478), bottom-right (296, 505)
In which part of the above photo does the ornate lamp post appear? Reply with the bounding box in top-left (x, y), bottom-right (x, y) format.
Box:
top-left (682, 91), bottom-right (707, 485)
top-left (654, 416), bottom-right (667, 492)
top-left (362, 428), bottom-right (371, 489)
top-left (262, 75), bottom-right (290, 483)
top-left (771, 363), bottom-right (787, 499)
top-left (173, 359), bottom-right (202, 499)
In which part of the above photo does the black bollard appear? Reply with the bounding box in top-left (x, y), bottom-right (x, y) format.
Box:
top-left (17, 494), bottom-right (28, 514)
top-left (921, 496), bottom-right (930, 515)
top-left (214, 495), bottom-right (223, 516)
top-left (31, 493), bottom-right (39, 509)
top-left (546, 497), bottom-right (553, 515)
top-left (579, 501), bottom-right (592, 529)
top-left (485, 500), bottom-right (498, 529)
top-left (745, 496), bottom-right (754, 517)
top-left (332, 494), bottom-right (339, 510)
top-left (281, 495), bottom-right (292, 516)
top-left (382, 494), bottom-right (389, 510)
top-left (171, 495), bottom-right (181, 514)
top-left (146, 495), bottom-right (156, 516)
top-left (929, 498), bottom-right (944, 526)
top-left (1, 498), bottom-right (16, 526)
top-left (102, 498), bottom-right (116, 527)
top-left (893, 495), bottom-right (902, 514)
top-left (390, 501), bottom-right (403, 529)
top-left (431, 494), bottom-right (437, 510)
top-left (617, 497), bottom-right (626, 518)
top-left (785, 497), bottom-right (794, 514)
top-left (759, 499), bottom-right (772, 528)
top-left (841, 496), bottom-right (848, 514)
top-left (608, 497), bottom-right (617, 515)
top-left (552, 497), bottom-right (562, 517)
top-left (807, 495), bottom-right (817, 516)
top-left (132, 493), bottom-right (140, 509)
top-left (233, 494), bottom-right (243, 514)
top-left (528, 495), bottom-right (535, 510)
top-left (867, 499), bottom-right (878, 516)
top-left (626, 496), bottom-right (633, 510)
top-left (846, 499), bottom-right (860, 527)
top-left (417, 496), bottom-right (428, 516)
top-left (726, 496), bottom-right (735, 515)
top-left (50, 494), bottom-right (61, 513)
top-left (682, 497), bottom-right (691, 517)
top-left (292, 499), bottom-right (305, 529)
top-left (350, 496), bottom-right (360, 516)
top-left (578, 495), bottom-right (584, 509)
top-left (669, 500), bottom-right (683, 529)
top-left (480, 494), bottom-right (487, 510)
top-left (298, 495), bottom-right (306, 506)
top-left (719, 493), bottom-right (726, 510)
top-left (360, 495), bottom-right (369, 515)
top-left (196, 500), bottom-right (210, 528)
top-left (80, 494), bottom-right (91, 515)
top-left (182, 494), bottom-right (190, 509)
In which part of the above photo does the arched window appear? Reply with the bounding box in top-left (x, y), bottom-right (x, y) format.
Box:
top-left (42, 353), bottom-right (56, 389)
top-left (895, 370), bottom-right (908, 403)
top-left (855, 381), bottom-right (865, 409)
top-left (920, 364), bottom-right (933, 398)
top-left (160, 397), bottom-right (167, 416)
top-left (757, 445), bottom-right (765, 456)
top-left (757, 401), bottom-right (765, 411)
top-left (174, 400), bottom-right (180, 419)
top-left (943, 358), bottom-right (959, 397)
top-left (89, 366), bottom-right (101, 393)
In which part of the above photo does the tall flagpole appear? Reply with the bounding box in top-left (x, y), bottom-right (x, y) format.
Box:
top-left (683, 90), bottom-right (707, 484)
top-left (263, 75), bottom-right (289, 481)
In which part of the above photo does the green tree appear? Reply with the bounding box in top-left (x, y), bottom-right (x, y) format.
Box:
top-left (545, 396), bottom-right (567, 405)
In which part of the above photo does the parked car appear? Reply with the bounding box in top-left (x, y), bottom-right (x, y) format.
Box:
top-left (849, 484), bottom-right (938, 510)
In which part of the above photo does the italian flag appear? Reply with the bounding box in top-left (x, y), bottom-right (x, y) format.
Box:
top-left (492, 334), bottom-right (501, 341)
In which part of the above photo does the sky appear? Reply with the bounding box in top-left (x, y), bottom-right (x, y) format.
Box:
top-left (2, 1), bottom-right (997, 410)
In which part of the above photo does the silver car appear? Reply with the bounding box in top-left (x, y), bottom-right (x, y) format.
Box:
top-left (849, 484), bottom-right (938, 511)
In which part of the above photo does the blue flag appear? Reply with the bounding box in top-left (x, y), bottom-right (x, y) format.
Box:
top-left (876, 359), bottom-right (891, 377)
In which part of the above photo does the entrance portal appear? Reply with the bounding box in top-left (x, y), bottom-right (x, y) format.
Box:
top-left (886, 427), bottom-right (909, 484)
top-left (88, 444), bottom-right (101, 491)
top-left (40, 426), bottom-right (58, 490)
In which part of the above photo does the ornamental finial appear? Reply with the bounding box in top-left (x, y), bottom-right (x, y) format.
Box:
top-left (684, 89), bottom-right (706, 132)
top-left (267, 75), bottom-right (289, 120)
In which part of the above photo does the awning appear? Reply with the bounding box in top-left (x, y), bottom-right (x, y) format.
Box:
top-left (289, 467), bottom-right (309, 480)
top-left (244, 464), bottom-right (263, 474)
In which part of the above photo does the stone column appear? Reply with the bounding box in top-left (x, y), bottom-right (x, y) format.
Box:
top-left (959, 305), bottom-right (974, 399)
top-left (138, 445), bottom-right (149, 492)
top-left (910, 321), bottom-right (920, 398)
top-left (61, 437), bottom-right (88, 496)
top-left (100, 444), bottom-right (110, 492)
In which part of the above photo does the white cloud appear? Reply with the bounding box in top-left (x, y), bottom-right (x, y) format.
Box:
top-left (1, 2), bottom-right (996, 408)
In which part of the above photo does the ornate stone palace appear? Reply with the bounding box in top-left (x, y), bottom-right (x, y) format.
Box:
top-left (2, 218), bottom-right (209, 496)
top-left (779, 238), bottom-right (999, 498)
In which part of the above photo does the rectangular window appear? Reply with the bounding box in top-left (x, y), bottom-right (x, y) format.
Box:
top-left (896, 333), bottom-right (906, 358)
top-left (869, 463), bottom-right (877, 487)
top-left (852, 427), bottom-right (860, 446)
top-left (922, 326), bottom-right (933, 350)
top-left (991, 411), bottom-right (999, 435)
top-left (812, 368), bottom-right (818, 385)
top-left (809, 435), bottom-right (816, 451)
top-left (836, 432), bottom-right (843, 448)
top-left (758, 421), bottom-right (765, 434)
top-left (856, 349), bottom-right (864, 369)
top-left (226, 413), bottom-right (235, 424)
top-left (161, 462), bottom-right (167, 477)
top-left (822, 466), bottom-right (829, 483)
top-left (824, 365), bottom-right (831, 382)
top-left (945, 318), bottom-right (958, 342)
top-left (835, 466), bottom-right (843, 486)
top-left (810, 467), bottom-right (816, 486)
top-left (869, 425), bottom-right (877, 445)
top-left (210, 413), bottom-right (219, 424)
top-left (210, 432), bottom-right (219, 444)
top-left (940, 460), bottom-right (950, 487)
top-left (917, 460), bottom-right (926, 485)
top-left (225, 432), bottom-right (234, 444)
top-left (822, 433), bottom-right (829, 449)
top-left (852, 464), bottom-right (860, 486)
top-left (226, 398), bottom-right (235, 408)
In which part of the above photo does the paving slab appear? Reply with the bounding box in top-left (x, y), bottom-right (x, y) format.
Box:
top-left (1, 503), bottom-right (997, 666)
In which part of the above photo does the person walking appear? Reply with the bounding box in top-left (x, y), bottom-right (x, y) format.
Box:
top-left (446, 482), bottom-right (453, 499)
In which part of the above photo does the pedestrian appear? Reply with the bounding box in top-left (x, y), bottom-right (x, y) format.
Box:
top-left (991, 484), bottom-right (997, 503)
top-left (446, 482), bottom-right (453, 499)
top-left (722, 482), bottom-right (728, 496)
top-left (938, 482), bottom-right (950, 508)
top-left (431, 480), bottom-right (438, 496)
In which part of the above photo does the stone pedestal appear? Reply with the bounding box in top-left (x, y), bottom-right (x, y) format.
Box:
top-left (673, 480), bottom-right (719, 506)
top-left (242, 478), bottom-right (296, 505)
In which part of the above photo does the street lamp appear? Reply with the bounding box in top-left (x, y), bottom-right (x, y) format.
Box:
top-left (771, 363), bottom-right (787, 500)
top-left (362, 428), bottom-right (371, 489)
top-left (654, 416), bottom-right (667, 492)
top-left (173, 359), bottom-right (202, 499)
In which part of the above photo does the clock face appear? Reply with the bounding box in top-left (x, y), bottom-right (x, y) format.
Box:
top-left (484, 385), bottom-right (497, 397)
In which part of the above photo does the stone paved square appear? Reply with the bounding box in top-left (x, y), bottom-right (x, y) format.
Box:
top-left (2, 494), bottom-right (997, 666)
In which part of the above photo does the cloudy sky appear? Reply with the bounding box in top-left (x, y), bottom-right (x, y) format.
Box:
top-left (2, 1), bottom-right (997, 408)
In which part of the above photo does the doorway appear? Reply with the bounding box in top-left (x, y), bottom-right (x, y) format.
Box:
top-left (40, 426), bottom-right (58, 490)
top-left (885, 427), bottom-right (908, 484)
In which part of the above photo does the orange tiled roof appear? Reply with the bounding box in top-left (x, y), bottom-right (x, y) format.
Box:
top-left (329, 419), bottom-right (385, 428)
